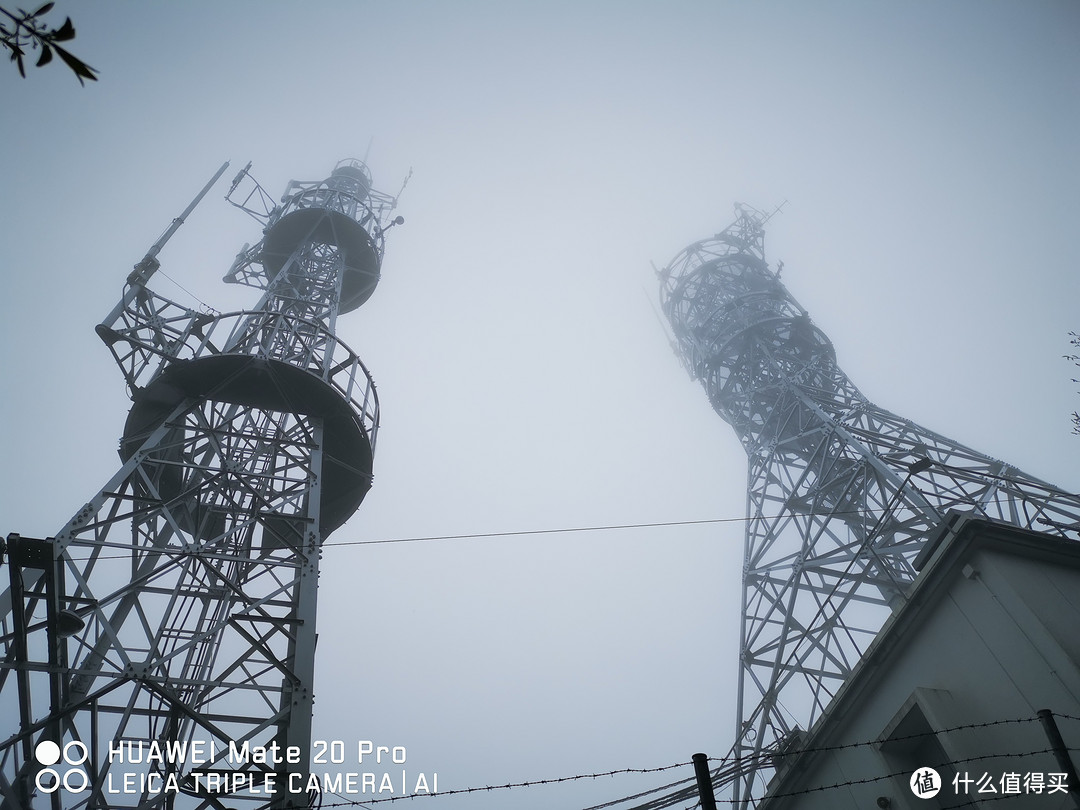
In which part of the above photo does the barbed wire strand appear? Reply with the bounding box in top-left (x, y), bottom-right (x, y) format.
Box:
top-left (616, 714), bottom-right (1076, 810)
top-left (581, 773), bottom-right (700, 810)
top-left (315, 747), bottom-right (1069, 809)
top-left (301, 714), bottom-right (1074, 809)
top-left (315, 761), bottom-right (691, 807)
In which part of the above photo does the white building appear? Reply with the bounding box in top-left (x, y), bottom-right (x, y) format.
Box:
top-left (760, 513), bottom-right (1080, 810)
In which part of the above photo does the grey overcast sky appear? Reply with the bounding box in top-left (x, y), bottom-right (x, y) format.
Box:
top-left (1, 2), bottom-right (1078, 807)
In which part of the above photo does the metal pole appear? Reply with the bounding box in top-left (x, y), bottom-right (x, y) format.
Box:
top-left (100, 161), bottom-right (230, 329)
top-left (142, 160), bottom-right (231, 265)
top-left (693, 753), bottom-right (718, 810)
top-left (1037, 709), bottom-right (1080, 809)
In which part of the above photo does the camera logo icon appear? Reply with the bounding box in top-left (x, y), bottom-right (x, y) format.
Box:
top-left (34, 740), bottom-right (89, 794)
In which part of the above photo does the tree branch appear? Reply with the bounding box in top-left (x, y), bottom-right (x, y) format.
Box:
top-left (1, 3), bottom-right (97, 84)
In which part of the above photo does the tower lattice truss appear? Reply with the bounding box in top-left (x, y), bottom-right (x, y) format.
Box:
top-left (0, 160), bottom-right (400, 809)
top-left (659, 205), bottom-right (1080, 806)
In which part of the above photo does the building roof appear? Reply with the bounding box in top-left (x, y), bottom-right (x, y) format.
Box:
top-left (760, 511), bottom-right (1080, 804)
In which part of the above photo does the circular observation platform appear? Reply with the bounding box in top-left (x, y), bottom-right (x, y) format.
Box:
top-left (260, 159), bottom-right (385, 314)
top-left (117, 312), bottom-right (379, 537)
top-left (260, 207), bottom-right (381, 314)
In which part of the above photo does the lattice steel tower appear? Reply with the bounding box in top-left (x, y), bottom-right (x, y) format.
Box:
top-left (658, 205), bottom-right (1080, 807)
top-left (0, 159), bottom-right (401, 808)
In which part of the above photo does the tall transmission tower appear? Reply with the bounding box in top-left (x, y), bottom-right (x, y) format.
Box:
top-left (0, 159), bottom-right (402, 809)
top-left (658, 204), bottom-right (1080, 806)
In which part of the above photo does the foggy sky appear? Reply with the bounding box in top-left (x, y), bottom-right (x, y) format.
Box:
top-left (1, 2), bottom-right (1078, 808)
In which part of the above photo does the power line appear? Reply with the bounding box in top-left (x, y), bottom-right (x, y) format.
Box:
top-left (311, 505), bottom-right (935, 550)
top-left (59, 508), bottom-right (882, 563)
top-left (322, 515), bottom-right (756, 549)
top-left (54, 497), bottom-right (1080, 564)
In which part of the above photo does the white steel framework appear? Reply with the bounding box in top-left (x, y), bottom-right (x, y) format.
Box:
top-left (0, 159), bottom-right (401, 809)
top-left (658, 205), bottom-right (1080, 806)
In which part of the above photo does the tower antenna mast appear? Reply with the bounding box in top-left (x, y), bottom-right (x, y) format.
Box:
top-left (1, 157), bottom-right (401, 809)
top-left (659, 205), bottom-right (1080, 806)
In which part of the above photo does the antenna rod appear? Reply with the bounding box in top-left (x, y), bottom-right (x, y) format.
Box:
top-left (142, 161), bottom-right (231, 267)
top-left (761, 198), bottom-right (788, 224)
top-left (100, 161), bottom-right (230, 329)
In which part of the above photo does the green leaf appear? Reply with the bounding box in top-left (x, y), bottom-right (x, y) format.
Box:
top-left (32, 2), bottom-right (55, 17)
top-left (35, 42), bottom-right (51, 66)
